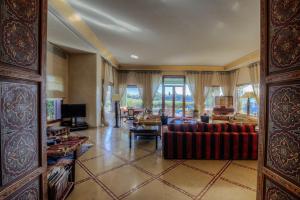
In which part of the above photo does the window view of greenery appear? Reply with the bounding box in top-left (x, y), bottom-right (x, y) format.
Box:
top-left (105, 85), bottom-right (113, 112)
top-left (205, 87), bottom-right (223, 113)
top-left (126, 86), bottom-right (143, 108)
top-left (46, 98), bottom-right (61, 121)
top-left (236, 84), bottom-right (258, 116)
top-left (185, 85), bottom-right (194, 117)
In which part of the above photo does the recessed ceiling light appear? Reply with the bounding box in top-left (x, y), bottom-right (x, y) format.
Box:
top-left (130, 54), bottom-right (139, 59)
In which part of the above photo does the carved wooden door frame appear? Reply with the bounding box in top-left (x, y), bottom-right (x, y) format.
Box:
top-left (257, 0), bottom-right (300, 199)
top-left (0, 0), bottom-right (48, 199)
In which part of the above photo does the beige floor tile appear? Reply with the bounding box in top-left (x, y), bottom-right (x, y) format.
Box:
top-left (98, 165), bottom-right (151, 196)
top-left (83, 154), bottom-right (125, 175)
top-left (184, 160), bottom-right (227, 175)
top-left (112, 148), bottom-right (150, 161)
top-left (67, 179), bottom-right (112, 200)
top-left (221, 163), bottom-right (257, 190)
top-left (232, 160), bottom-right (258, 170)
top-left (75, 163), bottom-right (90, 181)
top-left (201, 179), bottom-right (256, 200)
top-left (124, 180), bottom-right (191, 200)
top-left (79, 146), bottom-right (106, 161)
top-left (133, 154), bottom-right (175, 175)
top-left (161, 165), bottom-right (213, 196)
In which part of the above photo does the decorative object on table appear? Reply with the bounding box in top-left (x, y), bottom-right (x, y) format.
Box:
top-left (159, 109), bottom-right (168, 125)
top-left (112, 94), bottom-right (121, 128)
top-left (200, 113), bottom-right (209, 123)
top-left (127, 108), bottom-right (135, 120)
top-left (240, 92), bottom-right (256, 116)
top-left (193, 109), bottom-right (199, 119)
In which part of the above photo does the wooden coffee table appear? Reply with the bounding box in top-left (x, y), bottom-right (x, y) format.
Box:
top-left (129, 125), bottom-right (160, 149)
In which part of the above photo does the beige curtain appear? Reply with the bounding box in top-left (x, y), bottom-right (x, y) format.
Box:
top-left (216, 72), bottom-right (230, 96)
top-left (118, 71), bottom-right (128, 106)
top-left (248, 62), bottom-right (260, 103)
top-left (112, 68), bottom-right (118, 94)
top-left (229, 69), bottom-right (240, 110)
top-left (185, 72), bottom-right (201, 110)
top-left (200, 72), bottom-right (214, 113)
top-left (152, 72), bottom-right (162, 105)
top-left (101, 60), bottom-right (113, 126)
top-left (135, 72), bottom-right (153, 109)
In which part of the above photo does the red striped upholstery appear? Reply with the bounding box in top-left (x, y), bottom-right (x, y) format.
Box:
top-left (163, 122), bottom-right (258, 160)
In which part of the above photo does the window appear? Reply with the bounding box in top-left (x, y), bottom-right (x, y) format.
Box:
top-left (204, 86), bottom-right (223, 113)
top-left (185, 85), bottom-right (194, 117)
top-left (236, 84), bottom-right (259, 116)
top-left (152, 84), bottom-right (162, 114)
top-left (105, 85), bottom-right (113, 112)
top-left (126, 86), bottom-right (142, 108)
top-left (47, 98), bottom-right (62, 121)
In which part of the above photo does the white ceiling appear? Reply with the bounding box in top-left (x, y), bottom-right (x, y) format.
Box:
top-left (47, 11), bottom-right (97, 54)
top-left (66, 0), bottom-right (260, 66)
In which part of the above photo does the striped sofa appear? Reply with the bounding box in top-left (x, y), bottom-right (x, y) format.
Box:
top-left (163, 123), bottom-right (258, 160)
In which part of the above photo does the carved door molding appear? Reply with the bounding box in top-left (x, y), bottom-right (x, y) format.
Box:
top-left (258, 0), bottom-right (300, 199)
top-left (0, 0), bottom-right (47, 199)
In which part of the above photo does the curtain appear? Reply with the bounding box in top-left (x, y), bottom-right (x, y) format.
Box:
top-left (112, 67), bottom-right (118, 94)
top-left (135, 72), bottom-right (153, 109)
top-left (199, 72), bottom-right (214, 113)
top-left (151, 72), bottom-right (162, 106)
top-left (118, 71), bottom-right (128, 106)
top-left (229, 69), bottom-right (240, 110)
top-left (185, 72), bottom-right (201, 110)
top-left (216, 72), bottom-right (230, 96)
top-left (248, 62), bottom-right (260, 103)
top-left (101, 59), bottom-right (112, 126)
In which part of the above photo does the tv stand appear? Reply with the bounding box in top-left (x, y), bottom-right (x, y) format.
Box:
top-left (61, 117), bottom-right (89, 132)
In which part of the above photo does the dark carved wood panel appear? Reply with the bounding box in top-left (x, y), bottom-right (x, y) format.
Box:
top-left (268, 0), bottom-right (300, 73)
top-left (267, 83), bottom-right (300, 185)
top-left (0, 0), bottom-right (39, 70)
top-left (0, 81), bottom-right (39, 186)
top-left (265, 178), bottom-right (298, 200)
top-left (6, 178), bottom-right (40, 200)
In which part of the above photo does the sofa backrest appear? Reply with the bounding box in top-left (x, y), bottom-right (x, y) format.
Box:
top-left (167, 122), bottom-right (256, 133)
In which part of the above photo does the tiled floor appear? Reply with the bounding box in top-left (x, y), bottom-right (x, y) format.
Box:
top-left (68, 127), bottom-right (257, 200)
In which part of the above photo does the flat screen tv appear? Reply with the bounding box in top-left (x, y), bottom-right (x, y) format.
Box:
top-left (61, 104), bottom-right (86, 118)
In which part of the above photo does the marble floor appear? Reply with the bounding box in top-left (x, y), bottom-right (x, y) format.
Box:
top-left (67, 127), bottom-right (257, 200)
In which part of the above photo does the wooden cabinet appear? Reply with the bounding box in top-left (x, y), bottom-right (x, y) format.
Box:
top-left (0, 0), bottom-right (47, 199)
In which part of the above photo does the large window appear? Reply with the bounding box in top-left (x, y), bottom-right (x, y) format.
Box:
top-left (104, 85), bottom-right (113, 112)
top-left (236, 84), bottom-right (259, 116)
top-left (125, 86), bottom-right (143, 108)
top-left (46, 98), bottom-right (62, 121)
top-left (204, 86), bottom-right (223, 113)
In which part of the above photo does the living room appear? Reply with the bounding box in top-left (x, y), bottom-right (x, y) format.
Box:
top-left (0, 0), bottom-right (298, 200)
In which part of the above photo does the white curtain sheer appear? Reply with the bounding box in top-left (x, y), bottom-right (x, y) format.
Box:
top-left (216, 72), bottom-right (230, 96)
top-left (135, 72), bottom-right (162, 109)
top-left (229, 69), bottom-right (240, 110)
top-left (248, 62), bottom-right (260, 103)
top-left (118, 71), bottom-right (129, 106)
top-left (101, 59), bottom-right (113, 126)
top-left (186, 72), bottom-right (214, 113)
top-left (185, 72), bottom-right (201, 110)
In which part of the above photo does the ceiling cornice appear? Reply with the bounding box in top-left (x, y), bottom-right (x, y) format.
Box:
top-left (49, 0), bottom-right (118, 66)
top-left (224, 50), bottom-right (260, 71)
top-left (119, 65), bottom-right (225, 71)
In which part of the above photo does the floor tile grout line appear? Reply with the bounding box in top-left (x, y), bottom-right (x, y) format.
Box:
top-left (117, 161), bottom-right (194, 200)
top-left (219, 177), bottom-right (257, 192)
top-left (181, 163), bottom-right (215, 177)
top-left (77, 160), bottom-right (120, 200)
top-left (194, 160), bottom-right (232, 200)
top-left (231, 162), bottom-right (257, 171)
top-left (75, 176), bottom-right (92, 185)
top-left (157, 178), bottom-right (195, 199)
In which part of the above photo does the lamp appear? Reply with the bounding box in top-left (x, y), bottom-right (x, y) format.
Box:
top-left (241, 92), bottom-right (255, 116)
top-left (112, 94), bottom-right (121, 128)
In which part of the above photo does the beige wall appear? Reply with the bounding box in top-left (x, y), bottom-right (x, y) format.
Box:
top-left (46, 43), bottom-right (69, 102)
top-left (68, 53), bottom-right (102, 127)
